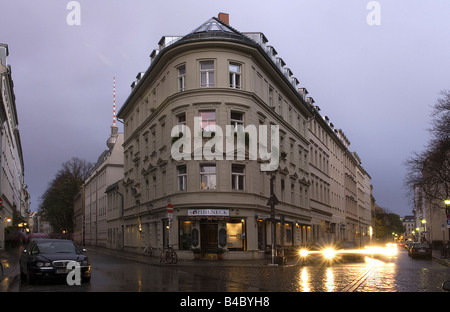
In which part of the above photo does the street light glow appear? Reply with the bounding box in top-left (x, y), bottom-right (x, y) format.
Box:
top-left (322, 248), bottom-right (337, 260)
top-left (299, 249), bottom-right (309, 258)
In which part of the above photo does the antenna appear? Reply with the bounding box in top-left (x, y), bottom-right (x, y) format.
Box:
top-left (113, 76), bottom-right (116, 126)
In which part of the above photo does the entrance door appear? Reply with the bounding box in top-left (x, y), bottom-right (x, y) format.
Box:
top-left (201, 221), bottom-right (218, 253)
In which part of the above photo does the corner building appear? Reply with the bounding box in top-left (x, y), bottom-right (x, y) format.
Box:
top-left (117, 14), bottom-right (371, 259)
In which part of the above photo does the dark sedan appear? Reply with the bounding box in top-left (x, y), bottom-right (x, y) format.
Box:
top-left (408, 242), bottom-right (432, 259)
top-left (19, 238), bottom-right (91, 284)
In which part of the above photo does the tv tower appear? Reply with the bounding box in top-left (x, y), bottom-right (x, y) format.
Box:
top-left (107, 76), bottom-right (119, 149)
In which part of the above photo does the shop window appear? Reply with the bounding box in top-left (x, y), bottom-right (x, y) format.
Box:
top-left (226, 219), bottom-right (246, 250)
top-left (179, 220), bottom-right (192, 250)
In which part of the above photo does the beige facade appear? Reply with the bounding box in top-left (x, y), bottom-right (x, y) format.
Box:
top-left (0, 44), bottom-right (29, 249)
top-left (115, 14), bottom-right (372, 259)
top-left (84, 125), bottom-right (124, 247)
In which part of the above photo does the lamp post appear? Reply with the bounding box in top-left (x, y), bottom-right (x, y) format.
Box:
top-left (421, 219), bottom-right (427, 242)
top-left (445, 199), bottom-right (450, 241)
top-left (267, 174), bottom-right (279, 266)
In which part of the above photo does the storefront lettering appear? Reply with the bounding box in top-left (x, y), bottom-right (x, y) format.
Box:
top-left (188, 209), bottom-right (229, 216)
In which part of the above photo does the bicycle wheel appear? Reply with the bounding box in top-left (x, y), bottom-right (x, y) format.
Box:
top-left (165, 251), bottom-right (173, 264)
top-left (171, 251), bottom-right (178, 264)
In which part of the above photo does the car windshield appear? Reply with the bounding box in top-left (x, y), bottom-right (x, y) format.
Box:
top-left (36, 241), bottom-right (79, 254)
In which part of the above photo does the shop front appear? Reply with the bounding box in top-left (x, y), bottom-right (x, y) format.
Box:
top-left (177, 208), bottom-right (248, 259)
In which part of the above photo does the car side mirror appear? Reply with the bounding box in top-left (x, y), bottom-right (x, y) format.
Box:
top-left (443, 281), bottom-right (450, 291)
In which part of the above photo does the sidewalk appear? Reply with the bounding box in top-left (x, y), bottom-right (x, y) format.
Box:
top-left (0, 247), bottom-right (20, 292)
top-left (86, 245), bottom-right (302, 268)
top-left (432, 248), bottom-right (450, 267)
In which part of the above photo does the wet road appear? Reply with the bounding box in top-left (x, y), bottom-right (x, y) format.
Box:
top-left (9, 247), bottom-right (450, 292)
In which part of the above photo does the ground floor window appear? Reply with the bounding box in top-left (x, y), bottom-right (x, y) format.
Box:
top-left (177, 217), bottom-right (247, 252)
top-left (179, 220), bottom-right (192, 250)
top-left (226, 219), bottom-right (246, 251)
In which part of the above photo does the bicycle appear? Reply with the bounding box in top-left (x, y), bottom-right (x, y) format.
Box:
top-left (143, 244), bottom-right (153, 257)
top-left (159, 245), bottom-right (178, 264)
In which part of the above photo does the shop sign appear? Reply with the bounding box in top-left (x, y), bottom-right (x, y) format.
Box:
top-left (188, 209), bottom-right (229, 216)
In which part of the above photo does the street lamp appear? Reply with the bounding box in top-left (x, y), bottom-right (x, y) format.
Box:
top-left (445, 199), bottom-right (450, 241)
top-left (266, 174), bottom-right (279, 266)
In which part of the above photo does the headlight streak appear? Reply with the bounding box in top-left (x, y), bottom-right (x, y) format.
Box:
top-left (298, 243), bottom-right (398, 261)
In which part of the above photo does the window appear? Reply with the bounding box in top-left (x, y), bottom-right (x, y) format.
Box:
top-left (199, 110), bottom-right (216, 132)
top-left (230, 111), bottom-right (244, 131)
top-left (177, 165), bottom-right (187, 191)
top-left (231, 164), bottom-right (245, 190)
top-left (177, 65), bottom-right (186, 91)
top-left (226, 219), bottom-right (246, 250)
top-left (269, 86), bottom-right (274, 108)
top-left (178, 220), bottom-right (192, 250)
top-left (229, 63), bottom-right (241, 89)
top-left (200, 61), bottom-right (214, 87)
top-left (200, 164), bottom-right (216, 190)
top-left (176, 112), bottom-right (186, 133)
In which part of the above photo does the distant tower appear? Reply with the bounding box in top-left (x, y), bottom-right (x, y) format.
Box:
top-left (107, 76), bottom-right (119, 149)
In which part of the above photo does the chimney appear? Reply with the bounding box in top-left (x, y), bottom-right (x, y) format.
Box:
top-left (218, 12), bottom-right (229, 24)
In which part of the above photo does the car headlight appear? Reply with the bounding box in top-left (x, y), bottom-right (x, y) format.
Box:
top-left (81, 260), bottom-right (89, 266)
top-left (36, 262), bottom-right (51, 267)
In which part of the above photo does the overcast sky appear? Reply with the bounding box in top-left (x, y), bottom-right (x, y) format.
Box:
top-left (1, 0), bottom-right (449, 217)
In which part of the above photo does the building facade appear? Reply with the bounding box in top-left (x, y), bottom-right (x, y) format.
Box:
top-left (401, 215), bottom-right (415, 241)
top-left (115, 14), bottom-right (372, 260)
top-left (0, 43), bottom-right (29, 249)
top-left (413, 185), bottom-right (449, 247)
top-left (84, 123), bottom-right (124, 247)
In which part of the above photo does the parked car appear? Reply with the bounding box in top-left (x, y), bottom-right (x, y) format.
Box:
top-left (19, 238), bottom-right (91, 284)
top-left (408, 242), bottom-right (432, 259)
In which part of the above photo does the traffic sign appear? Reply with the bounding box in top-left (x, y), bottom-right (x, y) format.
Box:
top-left (166, 203), bottom-right (173, 214)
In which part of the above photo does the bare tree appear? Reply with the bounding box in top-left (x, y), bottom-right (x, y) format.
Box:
top-left (38, 157), bottom-right (94, 233)
top-left (404, 90), bottom-right (450, 208)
